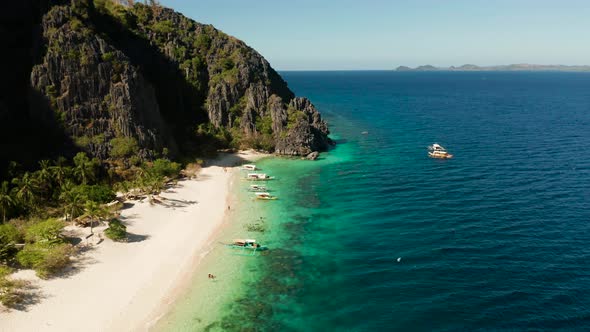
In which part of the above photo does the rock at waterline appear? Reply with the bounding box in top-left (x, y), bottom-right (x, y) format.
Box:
top-left (306, 151), bottom-right (319, 160)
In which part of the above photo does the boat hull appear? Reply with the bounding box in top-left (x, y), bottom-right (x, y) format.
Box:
top-left (428, 152), bottom-right (453, 159)
top-left (228, 244), bottom-right (268, 250)
top-left (227, 244), bottom-right (269, 256)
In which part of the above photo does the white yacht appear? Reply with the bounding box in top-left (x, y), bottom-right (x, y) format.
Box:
top-left (428, 143), bottom-right (453, 159)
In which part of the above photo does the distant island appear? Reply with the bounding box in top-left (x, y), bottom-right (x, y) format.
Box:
top-left (395, 64), bottom-right (590, 72)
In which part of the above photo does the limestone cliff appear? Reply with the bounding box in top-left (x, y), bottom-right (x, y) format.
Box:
top-left (5, 0), bottom-right (332, 170)
top-left (30, 4), bottom-right (174, 160)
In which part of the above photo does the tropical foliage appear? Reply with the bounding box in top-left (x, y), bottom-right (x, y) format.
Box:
top-left (0, 182), bottom-right (15, 222)
top-left (0, 224), bottom-right (22, 263)
top-left (16, 242), bottom-right (75, 279)
top-left (24, 219), bottom-right (65, 245)
top-left (12, 217), bottom-right (76, 279)
top-left (104, 218), bottom-right (127, 241)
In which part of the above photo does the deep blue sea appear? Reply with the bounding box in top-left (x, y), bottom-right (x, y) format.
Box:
top-left (184, 71), bottom-right (590, 331)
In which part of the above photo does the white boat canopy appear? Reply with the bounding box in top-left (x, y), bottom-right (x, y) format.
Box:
top-left (429, 143), bottom-right (446, 151)
top-left (233, 239), bottom-right (256, 243)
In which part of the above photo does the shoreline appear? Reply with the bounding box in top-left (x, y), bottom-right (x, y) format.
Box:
top-left (1, 150), bottom-right (268, 332)
top-left (141, 169), bottom-right (239, 331)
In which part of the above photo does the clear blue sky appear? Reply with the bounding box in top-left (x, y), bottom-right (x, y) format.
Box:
top-left (159, 0), bottom-right (590, 70)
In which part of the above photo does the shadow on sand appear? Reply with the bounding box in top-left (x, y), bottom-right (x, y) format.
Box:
top-left (152, 197), bottom-right (198, 209)
top-left (6, 283), bottom-right (44, 312)
top-left (203, 152), bottom-right (261, 168)
top-left (127, 233), bottom-right (149, 243)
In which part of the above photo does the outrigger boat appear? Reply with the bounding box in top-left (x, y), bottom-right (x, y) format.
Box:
top-left (248, 184), bottom-right (268, 192)
top-left (255, 192), bottom-right (278, 200)
top-left (228, 238), bottom-right (268, 256)
top-left (246, 173), bottom-right (275, 181)
top-left (241, 164), bottom-right (258, 171)
top-left (428, 143), bottom-right (453, 159)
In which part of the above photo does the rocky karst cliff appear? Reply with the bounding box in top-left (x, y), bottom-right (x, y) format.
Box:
top-left (2, 0), bottom-right (331, 172)
top-left (30, 3), bottom-right (174, 160)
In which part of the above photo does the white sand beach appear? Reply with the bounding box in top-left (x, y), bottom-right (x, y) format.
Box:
top-left (0, 151), bottom-right (266, 332)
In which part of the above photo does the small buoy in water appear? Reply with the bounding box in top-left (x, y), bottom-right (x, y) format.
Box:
top-left (397, 257), bottom-right (402, 262)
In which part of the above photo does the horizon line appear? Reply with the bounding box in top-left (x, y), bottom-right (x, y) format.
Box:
top-left (276, 63), bottom-right (590, 71)
top-left (277, 68), bottom-right (590, 72)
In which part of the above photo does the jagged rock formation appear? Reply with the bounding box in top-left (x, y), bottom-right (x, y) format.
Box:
top-left (275, 98), bottom-right (332, 155)
top-left (30, 4), bottom-right (173, 160)
top-left (3, 0), bottom-right (331, 170)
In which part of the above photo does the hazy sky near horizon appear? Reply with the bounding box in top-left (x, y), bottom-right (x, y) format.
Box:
top-left (159, 0), bottom-right (590, 70)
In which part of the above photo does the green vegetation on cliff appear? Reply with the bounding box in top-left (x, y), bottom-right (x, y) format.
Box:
top-left (13, 0), bottom-right (330, 170)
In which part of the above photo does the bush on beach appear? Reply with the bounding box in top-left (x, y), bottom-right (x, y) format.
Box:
top-left (16, 242), bottom-right (75, 279)
top-left (104, 218), bottom-right (127, 242)
top-left (24, 218), bottom-right (64, 245)
top-left (16, 218), bottom-right (75, 279)
top-left (147, 159), bottom-right (182, 179)
top-left (0, 223), bottom-right (23, 263)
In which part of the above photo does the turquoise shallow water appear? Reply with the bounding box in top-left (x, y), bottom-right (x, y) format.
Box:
top-left (166, 71), bottom-right (590, 331)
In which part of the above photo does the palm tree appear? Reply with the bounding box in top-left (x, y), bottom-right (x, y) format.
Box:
top-left (6, 161), bottom-right (20, 179)
top-left (11, 172), bottom-right (40, 209)
top-left (50, 162), bottom-right (70, 188)
top-left (55, 156), bottom-right (68, 166)
top-left (148, 174), bottom-right (166, 195)
top-left (83, 201), bottom-right (109, 235)
top-left (36, 160), bottom-right (53, 198)
top-left (37, 160), bottom-right (52, 184)
top-left (0, 181), bottom-right (15, 222)
top-left (73, 152), bottom-right (97, 185)
top-left (59, 187), bottom-right (84, 223)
